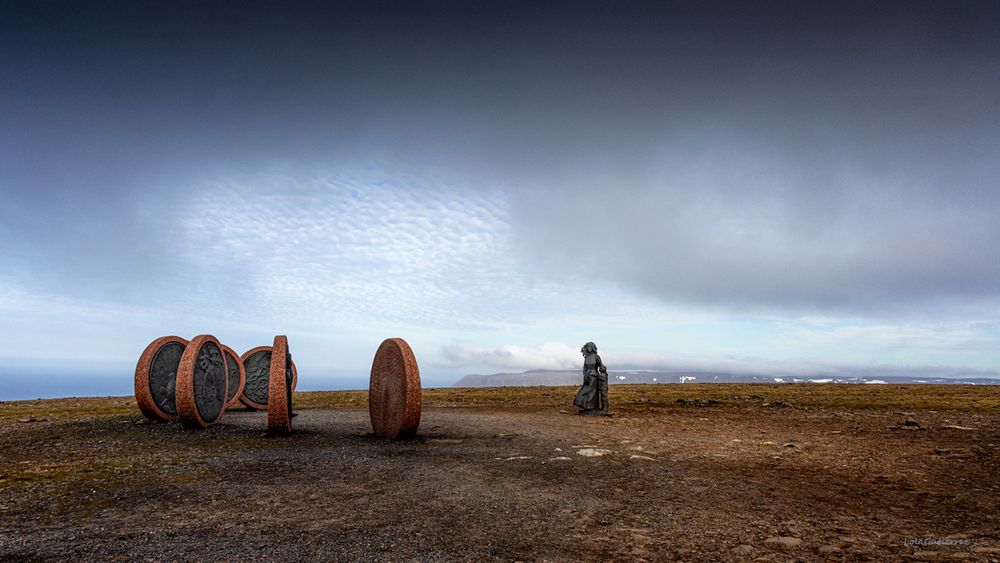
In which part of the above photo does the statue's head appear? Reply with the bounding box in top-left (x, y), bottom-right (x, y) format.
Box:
top-left (580, 341), bottom-right (597, 355)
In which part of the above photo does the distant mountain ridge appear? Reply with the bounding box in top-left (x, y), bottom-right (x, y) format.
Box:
top-left (452, 369), bottom-right (1000, 387)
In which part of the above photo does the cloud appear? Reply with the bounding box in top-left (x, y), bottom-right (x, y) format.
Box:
top-left (4, 1), bottom-right (999, 316)
top-left (774, 321), bottom-right (1000, 352)
top-left (507, 112), bottom-right (1000, 313)
top-left (441, 342), bottom-right (581, 371)
top-left (174, 168), bottom-right (513, 328)
top-left (2, 1), bottom-right (1000, 389)
top-left (439, 340), bottom-right (1000, 380)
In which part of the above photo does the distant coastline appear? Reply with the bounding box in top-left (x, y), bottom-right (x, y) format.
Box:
top-left (453, 369), bottom-right (1000, 388)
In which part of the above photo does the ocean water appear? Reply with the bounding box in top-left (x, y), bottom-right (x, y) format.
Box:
top-left (0, 369), bottom-right (132, 401)
top-left (0, 366), bottom-right (456, 401)
top-left (0, 368), bottom-right (375, 402)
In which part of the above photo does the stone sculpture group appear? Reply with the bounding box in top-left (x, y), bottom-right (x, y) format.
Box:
top-left (135, 334), bottom-right (422, 439)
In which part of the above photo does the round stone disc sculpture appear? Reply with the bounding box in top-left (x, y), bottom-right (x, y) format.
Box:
top-left (135, 335), bottom-right (189, 422)
top-left (239, 346), bottom-right (272, 410)
top-left (221, 344), bottom-right (246, 411)
top-left (369, 337), bottom-right (422, 439)
top-left (267, 335), bottom-right (294, 436)
top-left (176, 334), bottom-right (228, 429)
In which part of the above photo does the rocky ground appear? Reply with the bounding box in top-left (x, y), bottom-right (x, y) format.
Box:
top-left (0, 384), bottom-right (998, 561)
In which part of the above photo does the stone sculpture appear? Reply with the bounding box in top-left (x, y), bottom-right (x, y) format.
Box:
top-left (239, 346), bottom-right (272, 410)
top-left (267, 335), bottom-right (294, 436)
top-left (135, 335), bottom-right (189, 422)
top-left (176, 334), bottom-right (228, 429)
top-left (240, 345), bottom-right (297, 410)
top-left (368, 337), bottom-right (422, 439)
top-left (134, 334), bottom-right (297, 434)
top-left (220, 344), bottom-right (246, 411)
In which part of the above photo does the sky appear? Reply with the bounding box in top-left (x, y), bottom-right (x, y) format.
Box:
top-left (2, 1), bottom-right (999, 399)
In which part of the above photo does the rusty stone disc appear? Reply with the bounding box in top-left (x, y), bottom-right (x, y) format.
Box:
top-left (291, 359), bottom-right (298, 392)
top-left (239, 346), bottom-right (271, 410)
top-left (176, 334), bottom-right (228, 429)
top-left (221, 344), bottom-right (246, 410)
top-left (369, 337), bottom-right (422, 439)
top-left (135, 335), bottom-right (189, 422)
top-left (267, 335), bottom-right (293, 436)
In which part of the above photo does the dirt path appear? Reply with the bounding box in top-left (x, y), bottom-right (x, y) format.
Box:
top-left (1, 391), bottom-right (998, 561)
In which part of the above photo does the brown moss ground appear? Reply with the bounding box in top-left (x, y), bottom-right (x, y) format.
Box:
top-left (0, 384), bottom-right (997, 561)
top-left (6, 383), bottom-right (993, 422)
top-left (294, 383), bottom-right (1000, 413)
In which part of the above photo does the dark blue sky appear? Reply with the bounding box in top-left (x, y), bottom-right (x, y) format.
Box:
top-left (2, 1), bottom-right (999, 398)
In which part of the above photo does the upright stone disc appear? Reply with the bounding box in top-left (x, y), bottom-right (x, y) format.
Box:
top-left (176, 334), bottom-right (228, 429)
top-left (369, 337), bottom-right (422, 439)
top-left (221, 344), bottom-right (246, 410)
top-left (239, 346), bottom-right (271, 410)
top-left (267, 335), bottom-right (293, 436)
top-left (135, 336), bottom-right (188, 422)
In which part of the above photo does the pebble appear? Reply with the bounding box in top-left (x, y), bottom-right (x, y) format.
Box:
top-left (896, 416), bottom-right (926, 430)
top-left (731, 544), bottom-right (753, 556)
top-left (817, 545), bottom-right (840, 554)
top-left (779, 524), bottom-right (801, 537)
top-left (764, 536), bottom-right (802, 549)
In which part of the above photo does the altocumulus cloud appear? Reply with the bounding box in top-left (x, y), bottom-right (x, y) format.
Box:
top-left (178, 167), bottom-right (515, 329)
top-left (176, 166), bottom-right (714, 333)
top-left (1, 1), bottom-right (999, 390)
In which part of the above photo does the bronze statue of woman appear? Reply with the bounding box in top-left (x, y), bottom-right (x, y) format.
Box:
top-left (573, 341), bottom-right (609, 414)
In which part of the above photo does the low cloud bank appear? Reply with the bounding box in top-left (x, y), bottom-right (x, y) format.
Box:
top-left (441, 342), bottom-right (1000, 380)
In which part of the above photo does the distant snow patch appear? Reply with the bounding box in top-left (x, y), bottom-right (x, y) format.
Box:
top-left (679, 376), bottom-right (696, 383)
top-left (863, 380), bottom-right (888, 384)
top-left (809, 378), bottom-right (833, 383)
top-left (617, 375), bottom-right (627, 381)
top-left (773, 378), bottom-right (784, 383)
